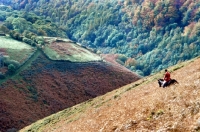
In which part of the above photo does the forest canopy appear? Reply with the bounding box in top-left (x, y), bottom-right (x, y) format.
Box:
top-left (0, 0), bottom-right (200, 76)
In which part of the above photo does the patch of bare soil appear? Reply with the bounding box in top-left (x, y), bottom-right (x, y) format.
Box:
top-left (39, 57), bottom-right (200, 132)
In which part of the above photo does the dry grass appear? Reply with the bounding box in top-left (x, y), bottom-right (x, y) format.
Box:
top-left (20, 57), bottom-right (200, 132)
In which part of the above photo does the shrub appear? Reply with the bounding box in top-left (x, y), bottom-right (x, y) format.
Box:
top-left (12, 17), bottom-right (33, 34)
top-left (35, 37), bottom-right (45, 45)
top-left (8, 64), bottom-right (16, 74)
top-left (3, 56), bottom-right (20, 68)
top-left (9, 30), bottom-right (22, 41)
top-left (8, 60), bottom-right (20, 67)
top-left (22, 37), bottom-right (35, 46)
top-left (117, 54), bottom-right (128, 63)
top-left (37, 29), bottom-right (47, 36)
top-left (125, 58), bottom-right (137, 67)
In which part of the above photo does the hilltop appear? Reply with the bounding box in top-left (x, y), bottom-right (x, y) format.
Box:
top-left (21, 56), bottom-right (200, 132)
top-left (0, 36), bottom-right (141, 132)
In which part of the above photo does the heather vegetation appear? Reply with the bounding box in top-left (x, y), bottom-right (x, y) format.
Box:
top-left (0, 52), bottom-right (140, 131)
top-left (20, 57), bottom-right (200, 132)
top-left (0, 0), bottom-right (200, 76)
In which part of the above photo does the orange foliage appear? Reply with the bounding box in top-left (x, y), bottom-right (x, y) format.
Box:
top-left (125, 58), bottom-right (137, 67)
top-left (87, 2), bottom-right (95, 10)
top-left (183, 22), bottom-right (200, 37)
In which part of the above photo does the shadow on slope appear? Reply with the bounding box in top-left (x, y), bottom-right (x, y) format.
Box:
top-left (20, 56), bottom-right (200, 132)
top-left (0, 52), bottom-right (140, 132)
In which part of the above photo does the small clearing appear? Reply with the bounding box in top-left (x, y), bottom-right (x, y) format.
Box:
top-left (0, 36), bottom-right (32, 49)
top-left (43, 39), bottom-right (102, 62)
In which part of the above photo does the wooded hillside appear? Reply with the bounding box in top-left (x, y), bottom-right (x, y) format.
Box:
top-left (0, 0), bottom-right (200, 76)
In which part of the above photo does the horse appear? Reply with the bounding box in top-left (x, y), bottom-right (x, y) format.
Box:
top-left (158, 79), bottom-right (179, 88)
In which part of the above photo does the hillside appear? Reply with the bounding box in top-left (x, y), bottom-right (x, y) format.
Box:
top-left (0, 0), bottom-right (200, 131)
top-left (20, 56), bottom-right (200, 132)
top-left (0, 37), bottom-right (141, 132)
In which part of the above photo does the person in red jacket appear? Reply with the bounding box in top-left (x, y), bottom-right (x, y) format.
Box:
top-left (162, 69), bottom-right (171, 87)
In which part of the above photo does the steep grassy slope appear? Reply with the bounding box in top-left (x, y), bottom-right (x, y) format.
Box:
top-left (0, 38), bottom-right (140, 132)
top-left (20, 56), bottom-right (200, 132)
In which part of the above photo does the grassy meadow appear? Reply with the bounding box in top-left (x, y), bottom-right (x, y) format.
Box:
top-left (0, 36), bottom-right (36, 64)
top-left (43, 40), bottom-right (102, 62)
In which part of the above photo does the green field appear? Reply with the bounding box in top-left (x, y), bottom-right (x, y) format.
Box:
top-left (43, 40), bottom-right (102, 62)
top-left (0, 36), bottom-right (36, 64)
top-left (0, 36), bottom-right (32, 49)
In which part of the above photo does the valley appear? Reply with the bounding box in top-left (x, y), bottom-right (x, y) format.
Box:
top-left (0, 37), bottom-right (140, 132)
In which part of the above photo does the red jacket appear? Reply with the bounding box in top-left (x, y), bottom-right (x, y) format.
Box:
top-left (164, 72), bottom-right (171, 82)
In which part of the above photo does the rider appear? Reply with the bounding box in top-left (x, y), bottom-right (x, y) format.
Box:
top-left (162, 69), bottom-right (171, 87)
